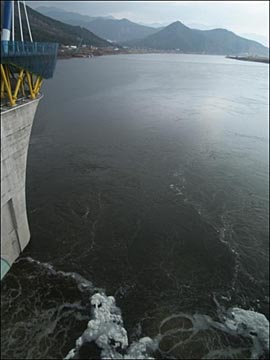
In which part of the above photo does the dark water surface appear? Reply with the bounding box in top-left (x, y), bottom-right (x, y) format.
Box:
top-left (1, 54), bottom-right (269, 359)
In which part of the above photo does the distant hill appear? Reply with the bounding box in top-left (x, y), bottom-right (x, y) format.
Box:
top-left (240, 33), bottom-right (268, 48)
top-left (86, 18), bottom-right (160, 42)
top-left (13, 5), bottom-right (110, 47)
top-left (36, 6), bottom-right (96, 25)
top-left (125, 21), bottom-right (269, 56)
top-left (35, 6), bottom-right (115, 27)
top-left (34, 6), bottom-right (160, 42)
top-left (187, 24), bottom-right (268, 47)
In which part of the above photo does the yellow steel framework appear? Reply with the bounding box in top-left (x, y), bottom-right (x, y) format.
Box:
top-left (0, 64), bottom-right (43, 106)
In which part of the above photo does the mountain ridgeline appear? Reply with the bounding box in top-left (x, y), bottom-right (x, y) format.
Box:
top-left (36, 6), bottom-right (160, 43)
top-left (81, 18), bottom-right (160, 43)
top-left (14, 5), bottom-right (110, 47)
top-left (124, 21), bottom-right (268, 56)
top-left (26, 6), bottom-right (269, 56)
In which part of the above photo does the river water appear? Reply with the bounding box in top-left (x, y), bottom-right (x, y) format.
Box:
top-left (1, 54), bottom-right (269, 359)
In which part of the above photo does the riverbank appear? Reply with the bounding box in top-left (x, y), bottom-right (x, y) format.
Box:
top-left (226, 55), bottom-right (269, 64)
top-left (57, 47), bottom-right (161, 59)
top-left (58, 49), bottom-right (270, 62)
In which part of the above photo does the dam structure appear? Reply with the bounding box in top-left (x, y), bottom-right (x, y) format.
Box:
top-left (1, 0), bottom-right (58, 279)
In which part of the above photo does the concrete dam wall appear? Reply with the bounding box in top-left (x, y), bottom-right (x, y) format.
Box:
top-left (1, 98), bottom-right (41, 278)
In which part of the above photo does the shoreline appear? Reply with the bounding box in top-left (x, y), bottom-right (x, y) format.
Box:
top-left (226, 55), bottom-right (269, 64)
top-left (57, 49), bottom-right (270, 62)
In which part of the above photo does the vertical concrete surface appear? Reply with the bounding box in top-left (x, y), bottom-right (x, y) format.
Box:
top-left (1, 97), bottom-right (41, 279)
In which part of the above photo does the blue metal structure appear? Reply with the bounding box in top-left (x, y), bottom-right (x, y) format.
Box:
top-left (1, 41), bottom-right (58, 79)
top-left (1, 0), bottom-right (58, 106)
top-left (2, 0), bottom-right (12, 41)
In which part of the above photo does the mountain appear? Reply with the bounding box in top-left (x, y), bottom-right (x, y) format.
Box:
top-left (125, 21), bottom-right (269, 56)
top-left (35, 6), bottom-right (115, 27)
top-left (8, 1), bottom-right (111, 47)
top-left (86, 18), bottom-right (160, 42)
top-left (240, 33), bottom-right (268, 48)
top-left (35, 6), bottom-right (96, 25)
top-left (187, 25), bottom-right (268, 47)
top-left (12, 5), bottom-right (110, 47)
top-left (34, 6), bottom-right (160, 43)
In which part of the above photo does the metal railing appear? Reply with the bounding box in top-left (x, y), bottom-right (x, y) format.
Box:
top-left (1, 40), bottom-right (58, 57)
top-left (1, 40), bottom-right (58, 79)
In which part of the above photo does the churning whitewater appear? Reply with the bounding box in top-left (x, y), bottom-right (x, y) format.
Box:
top-left (64, 293), bottom-right (158, 360)
top-left (2, 256), bottom-right (269, 359)
top-left (10, 258), bottom-right (270, 360)
top-left (27, 259), bottom-right (270, 360)
top-left (64, 290), bottom-right (269, 360)
top-left (64, 291), bottom-right (269, 359)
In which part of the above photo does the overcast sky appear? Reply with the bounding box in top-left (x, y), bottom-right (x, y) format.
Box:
top-left (30, 1), bottom-right (269, 45)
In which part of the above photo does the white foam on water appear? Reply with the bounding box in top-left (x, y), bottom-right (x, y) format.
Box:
top-left (158, 307), bottom-right (269, 359)
top-left (64, 289), bottom-right (269, 360)
top-left (223, 307), bottom-right (269, 359)
top-left (17, 257), bottom-right (94, 292)
top-left (15, 258), bottom-right (268, 359)
top-left (212, 296), bottom-right (269, 358)
top-left (64, 292), bottom-right (158, 359)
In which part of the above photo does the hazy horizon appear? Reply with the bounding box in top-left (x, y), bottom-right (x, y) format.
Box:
top-left (29, 1), bottom-right (269, 47)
